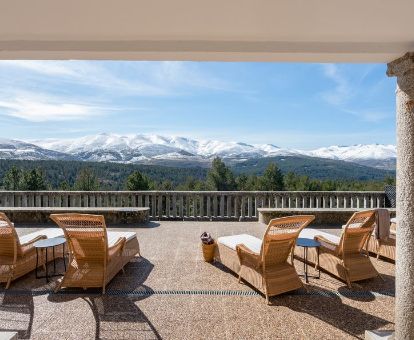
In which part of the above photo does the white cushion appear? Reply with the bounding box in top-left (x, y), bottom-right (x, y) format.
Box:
top-left (18, 229), bottom-right (136, 247)
top-left (19, 228), bottom-right (64, 244)
top-left (107, 231), bottom-right (137, 247)
top-left (391, 218), bottom-right (397, 224)
top-left (218, 234), bottom-right (262, 254)
top-left (0, 221), bottom-right (14, 227)
top-left (341, 223), bottom-right (363, 229)
top-left (299, 228), bottom-right (340, 245)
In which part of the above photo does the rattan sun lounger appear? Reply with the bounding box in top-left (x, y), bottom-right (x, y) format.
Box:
top-left (296, 210), bottom-right (379, 287)
top-left (50, 213), bottom-right (140, 293)
top-left (215, 215), bottom-right (315, 304)
top-left (0, 212), bottom-right (64, 289)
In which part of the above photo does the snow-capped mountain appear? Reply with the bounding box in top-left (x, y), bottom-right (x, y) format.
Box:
top-left (0, 138), bottom-right (72, 161)
top-left (33, 133), bottom-right (298, 163)
top-left (308, 144), bottom-right (396, 162)
top-left (0, 133), bottom-right (396, 169)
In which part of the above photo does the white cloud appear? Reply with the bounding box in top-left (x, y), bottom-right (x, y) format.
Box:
top-left (0, 60), bottom-right (77, 76)
top-left (0, 60), bottom-right (234, 97)
top-left (320, 64), bottom-right (351, 105)
top-left (0, 94), bottom-right (101, 122)
top-left (343, 108), bottom-right (392, 123)
top-left (320, 64), bottom-right (394, 123)
top-left (151, 61), bottom-right (232, 91)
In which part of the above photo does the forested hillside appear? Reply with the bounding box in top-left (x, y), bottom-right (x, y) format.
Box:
top-left (0, 159), bottom-right (207, 190)
top-left (0, 158), bottom-right (395, 191)
top-left (232, 156), bottom-right (395, 181)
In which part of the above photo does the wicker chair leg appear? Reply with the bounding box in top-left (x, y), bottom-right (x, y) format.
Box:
top-left (102, 284), bottom-right (106, 295)
top-left (237, 274), bottom-right (241, 284)
top-left (376, 241), bottom-right (382, 260)
top-left (54, 279), bottom-right (63, 293)
top-left (299, 277), bottom-right (308, 292)
top-left (5, 277), bottom-right (12, 289)
top-left (343, 267), bottom-right (352, 288)
top-left (265, 294), bottom-right (270, 305)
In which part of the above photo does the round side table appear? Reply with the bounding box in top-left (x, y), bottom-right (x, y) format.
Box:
top-left (296, 237), bottom-right (321, 283)
top-left (34, 237), bottom-right (67, 282)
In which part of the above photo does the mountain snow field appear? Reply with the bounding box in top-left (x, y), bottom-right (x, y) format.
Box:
top-left (0, 133), bottom-right (396, 168)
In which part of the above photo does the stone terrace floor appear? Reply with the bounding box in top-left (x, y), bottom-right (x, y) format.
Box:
top-left (1, 221), bottom-right (395, 339)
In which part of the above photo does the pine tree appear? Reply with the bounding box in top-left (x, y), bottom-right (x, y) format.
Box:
top-left (59, 180), bottom-right (72, 190)
top-left (125, 171), bottom-right (151, 190)
top-left (206, 157), bottom-right (237, 191)
top-left (259, 163), bottom-right (284, 190)
top-left (3, 166), bottom-right (24, 190)
top-left (74, 168), bottom-right (100, 191)
top-left (21, 168), bottom-right (48, 190)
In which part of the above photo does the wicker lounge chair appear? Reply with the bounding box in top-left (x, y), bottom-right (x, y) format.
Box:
top-left (297, 210), bottom-right (379, 287)
top-left (0, 212), bottom-right (63, 289)
top-left (366, 217), bottom-right (396, 261)
top-left (50, 213), bottom-right (140, 293)
top-left (215, 215), bottom-right (315, 303)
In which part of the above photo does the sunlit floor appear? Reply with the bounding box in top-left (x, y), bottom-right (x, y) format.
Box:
top-left (1, 221), bottom-right (395, 339)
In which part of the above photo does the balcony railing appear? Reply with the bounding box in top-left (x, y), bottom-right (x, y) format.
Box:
top-left (0, 191), bottom-right (388, 220)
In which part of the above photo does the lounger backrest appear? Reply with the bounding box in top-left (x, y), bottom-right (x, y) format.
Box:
top-left (261, 215), bottom-right (315, 267)
top-left (340, 210), bottom-right (376, 256)
top-left (50, 213), bottom-right (108, 265)
top-left (0, 213), bottom-right (21, 261)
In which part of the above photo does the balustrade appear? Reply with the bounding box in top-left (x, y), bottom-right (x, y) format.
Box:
top-left (0, 190), bottom-right (388, 220)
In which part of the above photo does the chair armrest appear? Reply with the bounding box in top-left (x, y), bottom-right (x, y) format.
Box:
top-left (314, 236), bottom-right (339, 254)
top-left (20, 235), bottom-right (47, 255)
top-left (108, 237), bottom-right (126, 260)
top-left (21, 235), bottom-right (47, 247)
top-left (236, 244), bottom-right (261, 270)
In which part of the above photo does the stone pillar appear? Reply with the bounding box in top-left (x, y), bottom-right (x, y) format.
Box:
top-left (387, 52), bottom-right (414, 340)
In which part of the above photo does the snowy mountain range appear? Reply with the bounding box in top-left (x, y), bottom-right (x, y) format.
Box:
top-left (0, 133), bottom-right (396, 169)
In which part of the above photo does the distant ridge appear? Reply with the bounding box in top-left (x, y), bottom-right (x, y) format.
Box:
top-left (0, 133), bottom-right (396, 170)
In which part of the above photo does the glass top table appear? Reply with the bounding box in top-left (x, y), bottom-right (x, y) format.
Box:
top-left (296, 237), bottom-right (321, 283)
top-left (34, 237), bottom-right (67, 282)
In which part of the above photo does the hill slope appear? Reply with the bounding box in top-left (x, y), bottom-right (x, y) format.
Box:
top-left (232, 156), bottom-right (395, 181)
top-left (0, 159), bottom-right (207, 190)
top-left (0, 155), bottom-right (394, 191)
top-left (17, 133), bottom-right (396, 170)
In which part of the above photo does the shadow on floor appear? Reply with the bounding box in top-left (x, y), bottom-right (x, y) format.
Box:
top-left (0, 292), bottom-right (34, 339)
top-left (48, 256), bottom-right (160, 339)
top-left (212, 258), bottom-right (392, 339)
top-left (275, 286), bottom-right (393, 339)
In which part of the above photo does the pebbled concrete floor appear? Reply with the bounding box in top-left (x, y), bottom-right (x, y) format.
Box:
top-left (0, 221), bottom-right (395, 339)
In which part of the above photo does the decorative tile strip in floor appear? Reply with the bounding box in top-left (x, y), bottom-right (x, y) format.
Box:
top-left (0, 288), bottom-right (395, 298)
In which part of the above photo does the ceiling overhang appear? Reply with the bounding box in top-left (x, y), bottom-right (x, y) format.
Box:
top-left (1, 0), bottom-right (413, 62)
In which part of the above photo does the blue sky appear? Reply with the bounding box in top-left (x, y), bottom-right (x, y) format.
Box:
top-left (0, 60), bottom-right (396, 149)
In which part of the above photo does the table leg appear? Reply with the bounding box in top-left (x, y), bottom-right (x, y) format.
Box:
top-left (317, 246), bottom-right (320, 279)
top-left (45, 246), bottom-right (49, 283)
top-left (35, 248), bottom-right (39, 279)
top-left (63, 243), bottom-right (66, 271)
top-left (304, 246), bottom-right (309, 283)
top-left (53, 246), bottom-right (56, 273)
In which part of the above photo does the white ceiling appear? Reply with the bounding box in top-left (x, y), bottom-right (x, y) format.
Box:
top-left (1, 0), bottom-right (413, 62)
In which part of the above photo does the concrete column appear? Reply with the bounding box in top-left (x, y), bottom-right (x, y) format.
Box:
top-left (387, 52), bottom-right (414, 339)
